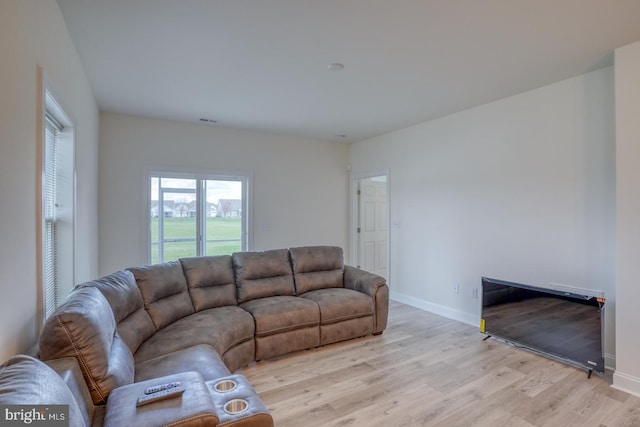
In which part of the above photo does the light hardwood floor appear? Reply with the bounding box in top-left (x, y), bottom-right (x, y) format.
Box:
top-left (240, 300), bottom-right (640, 427)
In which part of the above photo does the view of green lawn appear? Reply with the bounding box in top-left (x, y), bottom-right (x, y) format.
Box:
top-left (151, 217), bottom-right (242, 263)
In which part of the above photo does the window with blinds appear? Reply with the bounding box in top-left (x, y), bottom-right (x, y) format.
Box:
top-left (43, 113), bottom-right (62, 319)
top-left (41, 87), bottom-right (75, 322)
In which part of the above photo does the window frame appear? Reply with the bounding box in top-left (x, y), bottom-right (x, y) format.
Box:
top-left (144, 168), bottom-right (251, 264)
top-left (37, 68), bottom-right (76, 323)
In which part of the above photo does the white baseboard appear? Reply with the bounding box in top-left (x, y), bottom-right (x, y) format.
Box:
top-left (612, 371), bottom-right (640, 397)
top-left (390, 291), bottom-right (479, 327)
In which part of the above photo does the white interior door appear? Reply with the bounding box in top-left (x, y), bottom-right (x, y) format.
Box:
top-left (357, 175), bottom-right (388, 279)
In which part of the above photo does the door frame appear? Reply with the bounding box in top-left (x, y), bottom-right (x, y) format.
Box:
top-left (349, 169), bottom-right (390, 284)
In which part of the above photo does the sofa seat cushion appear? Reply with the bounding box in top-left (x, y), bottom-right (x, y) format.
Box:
top-left (300, 288), bottom-right (374, 324)
top-left (220, 340), bottom-right (255, 374)
top-left (135, 344), bottom-right (230, 383)
top-left (240, 296), bottom-right (319, 337)
top-left (133, 307), bottom-right (254, 364)
top-left (0, 355), bottom-right (87, 427)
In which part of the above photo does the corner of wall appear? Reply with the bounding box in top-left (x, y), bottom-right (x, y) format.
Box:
top-left (390, 291), bottom-right (479, 327)
top-left (613, 371), bottom-right (640, 398)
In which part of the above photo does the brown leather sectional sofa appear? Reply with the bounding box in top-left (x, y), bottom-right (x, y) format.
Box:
top-left (0, 246), bottom-right (389, 426)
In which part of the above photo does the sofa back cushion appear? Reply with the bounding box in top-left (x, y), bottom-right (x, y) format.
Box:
top-left (39, 287), bottom-right (135, 405)
top-left (75, 270), bottom-right (155, 353)
top-left (0, 355), bottom-right (87, 427)
top-left (128, 261), bottom-right (195, 330)
top-left (233, 249), bottom-right (296, 303)
top-left (290, 246), bottom-right (344, 294)
top-left (180, 255), bottom-right (237, 311)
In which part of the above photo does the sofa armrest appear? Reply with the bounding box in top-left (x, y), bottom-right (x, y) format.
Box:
top-left (344, 265), bottom-right (389, 334)
top-left (103, 371), bottom-right (218, 427)
top-left (0, 355), bottom-right (89, 427)
top-left (45, 357), bottom-right (96, 427)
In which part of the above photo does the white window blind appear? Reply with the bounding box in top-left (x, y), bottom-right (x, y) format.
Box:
top-left (43, 112), bottom-right (63, 319)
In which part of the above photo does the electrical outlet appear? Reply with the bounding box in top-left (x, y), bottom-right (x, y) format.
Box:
top-left (454, 284), bottom-right (459, 294)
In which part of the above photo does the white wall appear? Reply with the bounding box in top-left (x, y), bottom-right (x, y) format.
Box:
top-left (349, 68), bottom-right (616, 363)
top-left (99, 113), bottom-right (349, 274)
top-left (0, 1), bottom-right (99, 359)
top-left (613, 41), bottom-right (640, 396)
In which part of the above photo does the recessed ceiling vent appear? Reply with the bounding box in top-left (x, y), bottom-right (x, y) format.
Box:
top-left (199, 118), bottom-right (217, 123)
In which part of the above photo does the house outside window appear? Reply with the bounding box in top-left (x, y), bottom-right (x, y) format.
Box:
top-left (148, 172), bottom-right (249, 264)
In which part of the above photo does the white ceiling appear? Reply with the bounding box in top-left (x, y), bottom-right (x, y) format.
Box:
top-left (57, 0), bottom-right (640, 142)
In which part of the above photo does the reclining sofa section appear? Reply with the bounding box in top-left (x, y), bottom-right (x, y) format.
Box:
top-left (34, 246), bottom-right (388, 425)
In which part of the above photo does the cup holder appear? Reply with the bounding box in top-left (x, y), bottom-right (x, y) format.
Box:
top-left (213, 379), bottom-right (237, 393)
top-left (223, 399), bottom-right (249, 415)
